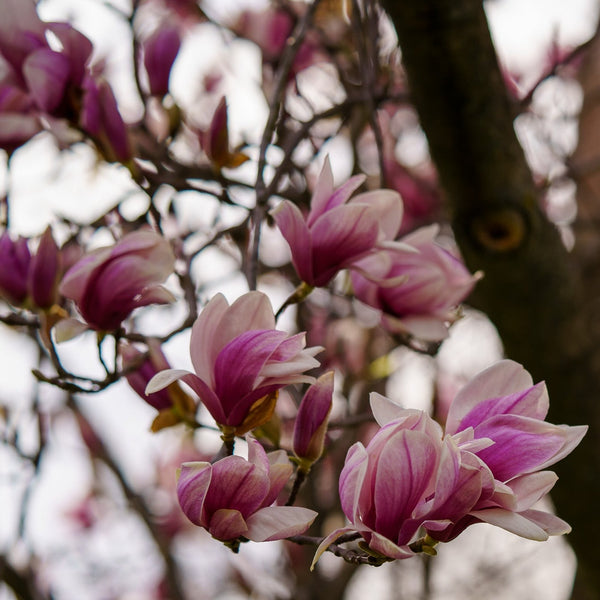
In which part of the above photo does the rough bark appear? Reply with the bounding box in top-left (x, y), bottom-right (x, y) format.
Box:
top-left (381, 0), bottom-right (600, 597)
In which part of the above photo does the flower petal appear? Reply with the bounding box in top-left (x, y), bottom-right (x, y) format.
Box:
top-left (245, 506), bottom-right (317, 541)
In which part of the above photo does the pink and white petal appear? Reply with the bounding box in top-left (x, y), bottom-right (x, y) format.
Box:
top-left (135, 285), bottom-right (176, 307)
top-left (247, 437), bottom-right (270, 472)
top-left (445, 360), bottom-right (536, 435)
top-left (351, 189), bottom-right (403, 240)
top-left (208, 456), bottom-right (268, 516)
top-left (222, 291), bottom-right (276, 342)
top-left (507, 471), bottom-right (558, 512)
top-left (367, 532), bottom-right (416, 560)
top-left (369, 392), bottom-right (407, 427)
top-left (271, 200), bottom-right (314, 283)
top-left (311, 526), bottom-right (355, 570)
top-left (519, 509), bottom-right (571, 536)
top-left (534, 424), bottom-right (587, 472)
top-left (373, 430), bottom-right (438, 538)
top-left (263, 462), bottom-right (293, 506)
top-left (209, 508), bottom-right (249, 541)
top-left (469, 508), bottom-right (549, 540)
top-left (400, 224), bottom-right (439, 247)
top-left (47, 22), bottom-right (93, 85)
top-left (474, 416), bottom-right (579, 480)
top-left (245, 506), bottom-right (317, 541)
top-left (339, 443), bottom-right (369, 522)
top-left (53, 317), bottom-right (89, 342)
top-left (453, 383), bottom-right (550, 435)
top-left (190, 293), bottom-right (229, 383)
top-left (177, 461), bottom-right (212, 526)
top-left (309, 173), bottom-right (366, 225)
top-left (146, 368), bottom-right (194, 394)
top-left (306, 156), bottom-right (335, 223)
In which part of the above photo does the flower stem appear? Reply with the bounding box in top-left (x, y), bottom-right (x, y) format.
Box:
top-left (275, 282), bottom-right (314, 321)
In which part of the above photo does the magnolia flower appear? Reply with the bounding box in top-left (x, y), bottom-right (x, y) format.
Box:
top-left (58, 230), bottom-right (175, 333)
top-left (271, 157), bottom-right (404, 287)
top-left (292, 371), bottom-right (334, 469)
top-left (313, 409), bottom-right (452, 564)
top-left (351, 224), bottom-right (480, 341)
top-left (0, 0), bottom-right (94, 150)
top-left (434, 360), bottom-right (588, 542)
top-left (314, 360), bottom-right (586, 566)
top-left (146, 292), bottom-right (322, 437)
top-left (177, 438), bottom-right (317, 547)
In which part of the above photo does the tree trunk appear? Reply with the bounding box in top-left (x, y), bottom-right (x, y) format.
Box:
top-left (381, 0), bottom-right (600, 597)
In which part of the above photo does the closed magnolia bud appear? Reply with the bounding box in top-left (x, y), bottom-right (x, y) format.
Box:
top-left (143, 25), bottom-right (181, 97)
top-left (28, 226), bottom-right (61, 309)
top-left (0, 232), bottom-right (31, 305)
top-left (292, 371), bottom-right (334, 469)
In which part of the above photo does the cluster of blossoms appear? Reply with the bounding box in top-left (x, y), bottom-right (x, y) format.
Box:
top-left (0, 1), bottom-right (587, 588)
top-left (314, 360), bottom-right (586, 564)
top-left (272, 157), bottom-right (480, 341)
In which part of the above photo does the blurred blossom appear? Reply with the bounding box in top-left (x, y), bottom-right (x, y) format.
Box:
top-left (80, 76), bottom-right (132, 163)
top-left (292, 371), bottom-right (334, 469)
top-left (351, 225), bottom-right (481, 341)
top-left (0, 0), bottom-right (132, 162)
top-left (177, 438), bottom-right (316, 547)
top-left (58, 230), bottom-right (175, 333)
top-left (271, 156), bottom-right (404, 287)
top-left (121, 339), bottom-right (197, 431)
top-left (0, 226), bottom-right (61, 310)
top-left (0, 231), bottom-right (30, 305)
top-left (146, 292), bottom-right (323, 438)
top-left (199, 97), bottom-right (249, 171)
top-left (142, 25), bottom-right (181, 97)
top-left (314, 360), bottom-right (586, 565)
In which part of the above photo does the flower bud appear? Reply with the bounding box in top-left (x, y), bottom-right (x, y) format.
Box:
top-left (292, 371), bottom-right (334, 469)
top-left (28, 226), bottom-right (61, 309)
top-left (143, 25), bottom-right (181, 97)
top-left (0, 232), bottom-right (30, 305)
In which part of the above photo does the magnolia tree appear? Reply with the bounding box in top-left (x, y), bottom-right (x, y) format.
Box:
top-left (0, 0), bottom-right (596, 598)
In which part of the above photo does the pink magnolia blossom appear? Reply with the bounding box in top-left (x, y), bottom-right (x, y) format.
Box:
top-left (177, 438), bottom-right (316, 545)
top-left (314, 408), bottom-right (483, 563)
top-left (0, 227), bottom-right (61, 309)
top-left (351, 224), bottom-right (480, 341)
top-left (0, 0), bottom-right (94, 150)
top-left (292, 371), bottom-right (334, 468)
top-left (142, 25), bottom-right (181, 97)
top-left (59, 230), bottom-right (175, 332)
top-left (432, 360), bottom-right (588, 542)
top-left (146, 292), bottom-right (322, 437)
top-left (314, 360), bottom-right (586, 565)
top-left (271, 157), bottom-right (404, 287)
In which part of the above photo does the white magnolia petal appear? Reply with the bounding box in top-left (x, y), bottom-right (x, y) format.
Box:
top-left (245, 506), bottom-right (317, 542)
top-left (470, 508), bottom-right (548, 541)
top-left (145, 368), bottom-right (193, 394)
